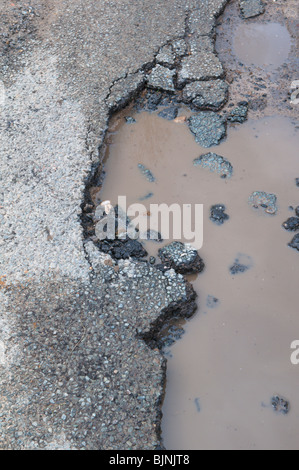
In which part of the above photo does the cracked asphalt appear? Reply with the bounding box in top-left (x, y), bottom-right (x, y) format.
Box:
top-left (0, 0), bottom-right (245, 450)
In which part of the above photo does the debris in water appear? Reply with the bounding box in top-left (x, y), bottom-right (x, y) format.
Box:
top-left (210, 204), bottom-right (230, 225)
top-left (282, 217), bottom-right (299, 232)
top-left (206, 295), bottom-right (219, 309)
top-left (230, 254), bottom-right (253, 275)
top-left (138, 164), bottom-right (156, 183)
top-left (288, 234), bottom-right (299, 252)
top-left (161, 325), bottom-right (185, 348)
top-left (139, 192), bottom-right (154, 201)
top-left (249, 191), bottom-right (277, 215)
top-left (194, 398), bottom-right (201, 413)
top-left (188, 112), bottom-right (226, 148)
top-left (227, 103), bottom-right (248, 123)
top-left (271, 395), bottom-right (290, 415)
top-left (193, 153), bottom-right (233, 179)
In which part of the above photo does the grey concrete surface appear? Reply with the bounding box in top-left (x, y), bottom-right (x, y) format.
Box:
top-left (0, 0), bottom-right (231, 449)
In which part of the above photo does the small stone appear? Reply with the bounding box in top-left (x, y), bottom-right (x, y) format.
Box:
top-left (149, 256), bottom-right (156, 265)
top-left (282, 217), bottom-right (299, 232)
top-left (210, 204), bottom-right (230, 224)
top-left (271, 395), bottom-right (289, 415)
top-left (193, 153), bottom-right (233, 179)
top-left (295, 207), bottom-right (299, 217)
top-left (295, 178), bottom-right (299, 187)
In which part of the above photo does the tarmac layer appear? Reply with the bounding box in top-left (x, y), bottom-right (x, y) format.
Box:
top-left (0, 0), bottom-right (229, 450)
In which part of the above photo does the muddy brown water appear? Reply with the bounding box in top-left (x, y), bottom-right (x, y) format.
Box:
top-left (95, 106), bottom-right (299, 450)
top-left (233, 22), bottom-right (292, 69)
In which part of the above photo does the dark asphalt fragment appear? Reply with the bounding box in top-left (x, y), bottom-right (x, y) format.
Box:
top-left (288, 234), bottom-right (299, 251)
top-left (239, 0), bottom-right (265, 19)
top-left (210, 204), bottom-right (229, 225)
top-left (230, 263), bottom-right (249, 275)
top-left (193, 153), bottom-right (233, 179)
top-left (160, 324), bottom-right (185, 348)
top-left (227, 103), bottom-right (248, 123)
top-left (182, 80), bottom-right (228, 111)
top-left (282, 217), bottom-right (299, 232)
top-left (249, 191), bottom-right (277, 215)
top-left (158, 241), bottom-right (205, 275)
top-left (188, 112), bottom-right (226, 148)
top-left (271, 395), bottom-right (290, 415)
top-left (146, 91), bottom-right (163, 111)
top-left (97, 238), bottom-right (148, 260)
top-left (295, 178), bottom-right (299, 187)
top-left (158, 106), bottom-right (179, 121)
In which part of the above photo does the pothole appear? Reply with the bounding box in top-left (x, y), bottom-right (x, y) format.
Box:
top-left (83, 90), bottom-right (299, 449)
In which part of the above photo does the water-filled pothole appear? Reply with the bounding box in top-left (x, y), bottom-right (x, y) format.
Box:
top-left (233, 22), bottom-right (292, 69)
top-left (86, 93), bottom-right (299, 449)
